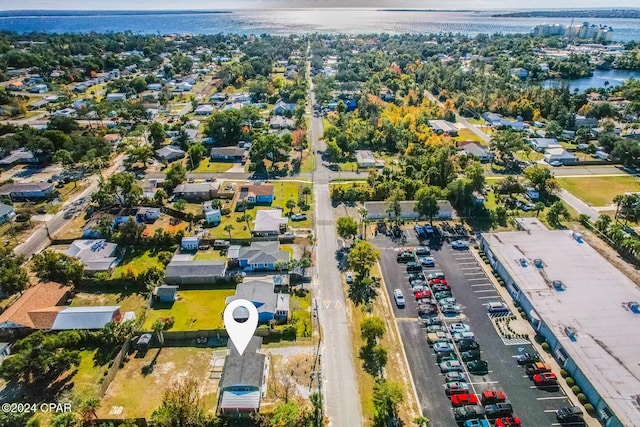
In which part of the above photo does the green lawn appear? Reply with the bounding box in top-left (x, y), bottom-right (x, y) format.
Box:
top-left (337, 161), bottom-right (358, 172)
top-left (142, 289), bottom-right (234, 331)
top-left (453, 128), bottom-right (486, 144)
top-left (557, 176), bottom-right (640, 207)
top-left (465, 117), bottom-right (486, 125)
top-left (193, 249), bottom-right (227, 261)
top-left (288, 290), bottom-right (312, 338)
top-left (300, 151), bottom-right (316, 173)
top-left (516, 150), bottom-right (544, 161)
top-left (113, 249), bottom-right (163, 278)
top-left (71, 288), bottom-right (147, 317)
top-left (71, 349), bottom-right (107, 400)
top-left (192, 158), bottom-right (234, 173)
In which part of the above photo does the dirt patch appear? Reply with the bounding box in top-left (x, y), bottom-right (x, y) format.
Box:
top-left (263, 350), bottom-right (315, 410)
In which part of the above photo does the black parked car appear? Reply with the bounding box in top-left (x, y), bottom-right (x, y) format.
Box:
top-left (466, 359), bottom-right (489, 374)
top-left (515, 352), bottom-right (541, 365)
top-left (457, 339), bottom-right (480, 351)
top-left (461, 349), bottom-right (482, 361)
top-left (406, 262), bottom-right (422, 272)
top-left (484, 403), bottom-right (513, 418)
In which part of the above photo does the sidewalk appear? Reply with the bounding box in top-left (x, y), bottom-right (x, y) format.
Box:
top-left (469, 247), bottom-right (600, 427)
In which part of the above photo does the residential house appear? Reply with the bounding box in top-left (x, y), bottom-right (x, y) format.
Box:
top-left (226, 280), bottom-right (290, 324)
top-left (28, 99), bottom-right (49, 111)
top-left (51, 306), bottom-right (122, 330)
top-left (273, 99), bottom-right (296, 116)
top-left (544, 147), bottom-right (577, 165)
top-left (595, 150), bottom-right (610, 160)
top-left (182, 128), bottom-right (199, 141)
top-left (210, 147), bottom-right (248, 163)
top-left (472, 191), bottom-right (486, 205)
top-left (228, 241), bottom-right (290, 271)
top-left (355, 150), bottom-right (376, 168)
top-left (0, 148), bottom-right (38, 168)
top-left (154, 285), bottom-right (178, 303)
top-left (136, 207), bottom-right (161, 223)
top-left (194, 104), bottom-right (215, 115)
top-left (428, 120), bottom-right (459, 136)
top-left (66, 239), bottom-right (118, 275)
top-left (364, 200), bottom-right (454, 221)
top-left (103, 133), bottom-right (122, 147)
top-left (155, 145), bottom-right (186, 162)
top-left (574, 115), bottom-right (598, 129)
top-left (0, 282), bottom-right (73, 337)
top-left (0, 182), bottom-right (55, 201)
top-left (236, 184), bottom-right (274, 209)
top-left (482, 112), bottom-right (525, 130)
top-left (217, 336), bottom-right (266, 416)
top-left (6, 80), bottom-right (24, 91)
top-left (269, 116), bottom-right (294, 130)
top-left (459, 142), bottom-right (494, 163)
top-left (147, 83), bottom-right (162, 91)
top-left (173, 182), bottom-right (220, 201)
top-left (252, 209), bottom-right (288, 239)
top-left (203, 201), bottom-right (222, 225)
top-left (106, 93), bottom-right (127, 102)
top-left (0, 343), bottom-right (10, 364)
top-left (164, 258), bottom-right (227, 286)
top-left (510, 68), bottom-right (529, 79)
top-left (29, 84), bottom-right (47, 93)
top-left (181, 237), bottom-right (200, 251)
top-left (0, 203), bottom-right (16, 224)
top-left (112, 208), bottom-right (140, 226)
top-left (528, 138), bottom-right (561, 152)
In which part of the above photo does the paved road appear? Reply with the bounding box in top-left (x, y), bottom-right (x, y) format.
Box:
top-left (309, 71), bottom-right (363, 425)
top-left (557, 189), bottom-right (600, 221)
top-left (374, 229), bottom-right (573, 426)
top-left (14, 154), bottom-right (125, 256)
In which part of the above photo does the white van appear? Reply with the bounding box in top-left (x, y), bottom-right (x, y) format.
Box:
top-left (393, 289), bottom-right (405, 308)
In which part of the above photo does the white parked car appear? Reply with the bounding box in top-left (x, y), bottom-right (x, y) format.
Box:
top-left (393, 289), bottom-right (405, 308)
top-left (345, 272), bottom-right (354, 284)
top-left (451, 240), bottom-right (469, 249)
top-left (449, 323), bottom-right (471, 333)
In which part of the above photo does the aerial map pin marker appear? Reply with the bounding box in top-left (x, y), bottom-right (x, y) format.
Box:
top-left (223, 299), bottom-right (258, 356)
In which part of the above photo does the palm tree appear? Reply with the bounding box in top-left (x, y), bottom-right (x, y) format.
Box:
top-left (274, 259), bottom-right (288, 274)
top-left (239, 213), bottom-right (252, 231)
top-left (358, 207), bottom-right (368, 239)
top-left (224, 224), bottom-right (234, 239)
top-left (302, 186), bottom-right (312, 204)
top-left (613, 194), bottom-right (625, 220)
top-left (286, 199), bottom-right (296, 216)
top-left (78, 398), bottom-right (100, 422)
top-left (533, 202), bottom-right (545, 218)
top-left (152, 320), bottom-right (165, 346)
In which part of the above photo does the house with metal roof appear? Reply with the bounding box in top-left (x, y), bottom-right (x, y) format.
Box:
top-left (0, 203), bottom-right (15, 224)
top-left (155, 145), bottom-right (186, 162)
top-left (154, 285), bottom-right (178, 303)
top-left (218, 337), bottom-right (266, 416)
top-left (66, 239), bottom-right (118, 275)
top-left (51, 306), bottom-right (121, 330)
top-left (251, 209), bottom-right (287, 239)
top-left (226, 280), bottom-right (290, 324)
top-left (164, 259), bottom-right (227, 286)
top-left (228, 241), bottom-right (290, 271)
top-left (428, 120), bottom-right (459, 136)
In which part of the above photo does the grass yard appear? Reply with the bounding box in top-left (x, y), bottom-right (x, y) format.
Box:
top-left (70, 349), bottom-right (107, 400)
top-left (465, 117), bottom-right (486, 125)
top-left (287, 289), bottom-right (313, 339)
top-left (192, 158), bottom-right (234, 173)
top-left (337, 161), bottom-right (358, 172)
top-left (299, 151), bottom-right (316, 173)
top-left (71, 286), bottom-right (147, 318)
top-left (557, 176), bottom-right (640, 207)
top-left (454, 127), bottom-right (486, 143)
top-left (142, 288), bottom-right (234, 331)
top-left (98, 347), bottom-right (218, 419)
top-left (516, 150), bottom-right (544, 161)
top-left (113, 249), bottom-right (163, 278)
top-left (193, 249), bottom-right (227, 261)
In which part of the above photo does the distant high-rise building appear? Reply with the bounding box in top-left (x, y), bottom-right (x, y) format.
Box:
top-left (531, 22), bottom-right (614, 42)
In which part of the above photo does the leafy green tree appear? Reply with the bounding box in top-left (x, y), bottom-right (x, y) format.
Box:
top-left (148, 122), bottom-right (166, 149)
top-left (47, 115), bottom-right (79, 133)
top-left (464, 161), bottom-right (486, 193)
top-left (534, 202), bottom-right (545, 217)
top-left (187, 142), bottom-right (208, 169)
top-left (385, 188), bottom-right (406, 225)
top-left (336, 216), bottom-right (359, 240)
top-left (163, 162), bottom-right (187, 194)
top-left (126, 144), bottom-right (154, 166)
top-left (32, 251), bottom-right (84, 285)
top-left (373, 379), bottom-right (404, 427)
top-left (546, 201), bottom-right (571, 227)
top-left (92, 172), bottom-right (143, 208)
top-left (414, 186), bottom-right (442, 225)
top-left (490, 128), bottom-right (526, 169)
top-left (150, 378), bottom-right (211, 427)
top-left (524, 165), bottom-right (559, 200)
top-left (269, 401), bottom-right (305, 426)
top-left (174, 198), bottom-right (187, 213)
top-left (347, 240), bottom-right (380, 277)
top-left (250, 133), bottom-right (291, 174)
top-left (545, 121), bottom-right (563, 139)
top-left (205, 107), bottom-right (259, 146)
top-left (0, 248), bottom-right (28, 296)
top-left (361, 316), bottom-right (385, 346)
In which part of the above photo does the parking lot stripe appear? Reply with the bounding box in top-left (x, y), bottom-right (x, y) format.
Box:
top-left (466, 277), bottom-right (487, 281)
top-left (460, 267), bottom-right (481, 270)
top-left (474, 289), bottom-right (498, 293)
top-left (457, 262), bottom-right (478, 265)
top-left (477, 296), bottom-right (499, 299)
top-left (464, 272), bottom-right (485, 276)
top-left (537, 396), bottom-right (570, 400)
top-left (470, 283), bottom-right (493, 287)
top-left (468, 381), bottom-right (499, 385)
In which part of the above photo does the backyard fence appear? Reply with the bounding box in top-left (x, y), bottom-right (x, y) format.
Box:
top-left (99, 338), bottom-right (131, 398)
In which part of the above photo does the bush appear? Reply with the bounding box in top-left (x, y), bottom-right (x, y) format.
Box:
top-left (534, 334), bottom-right (545, 344)
top-left (560, 369), bottom-right (569, 378)
top-left (565, 377), bottom-right (575, 386)
top-left (584, 403), bottom-right (595, 415)
top-left (282, 325), bottom-right (297, 341)
top-left (572, 385), bottom-right (582, 395)
top-left (541, 342), bottom-right (550, 352)
top-left (577, 393), bottom-right (588, 404)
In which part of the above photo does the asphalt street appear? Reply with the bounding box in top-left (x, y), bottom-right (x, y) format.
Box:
top-left (14, 154), bottom-right (125, 257)
top-left (557, 188), bottom-right (601, 221)
top-left (309, 71), bottom-right (363, 425)
top-left (374, 228), bottom-right (573, 426)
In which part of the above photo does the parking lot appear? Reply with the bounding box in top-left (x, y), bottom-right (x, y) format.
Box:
top-left (373, 225), bottom-right (574, 426)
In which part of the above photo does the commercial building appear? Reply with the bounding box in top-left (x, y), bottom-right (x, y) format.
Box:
top-left (478, 218), bottom-right (640, 427)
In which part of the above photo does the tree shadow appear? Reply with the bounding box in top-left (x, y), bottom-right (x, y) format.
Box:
top-left (141, 347), bottom-right (162, 376)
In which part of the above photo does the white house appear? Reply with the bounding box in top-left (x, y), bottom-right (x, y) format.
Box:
top-left (544, 147), bottom-right (577, 165)
top-left (106, 93), bottom-right (127, 102)
top-left (203, 201), bottom-right (222, 225)
top-left (528, 138), bottom-right (561, 152)
top-left (252, 209), bottom-right (288, 238)
top-left (194, 104), bottom-right (214, 115)
top-left (181, 237), bottom-right (200, 251)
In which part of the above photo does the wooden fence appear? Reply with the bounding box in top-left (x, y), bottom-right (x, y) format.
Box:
top-left (98, 338), bottom-right (132, 398)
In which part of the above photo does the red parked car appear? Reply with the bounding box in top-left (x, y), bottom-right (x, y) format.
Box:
top-left (480, 390), bottom-right (506, 404)
top-left (533, 372), bottom-right (558, 385)
top-left (450, 393), bottom-right (479, 407)
top-left (495, 417), bottom-right (521, 427)
top-left (414, 289), bottom-right (431, 299)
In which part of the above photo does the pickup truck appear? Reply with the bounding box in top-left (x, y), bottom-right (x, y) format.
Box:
top-left (525, 362), bottom-right (552, 375)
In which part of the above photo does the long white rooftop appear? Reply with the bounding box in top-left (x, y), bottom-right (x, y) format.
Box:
top-left (483, 218), bottom-right (640, 426)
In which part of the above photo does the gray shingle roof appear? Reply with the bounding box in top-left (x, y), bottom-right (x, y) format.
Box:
top-left (220, 336), bottom-right (265, 390)
top-left (165, 260), bottom-right (227, 278)
top-left (238, 241), bottom-right (289, 264)
top-left (227, 280), bottom-right (289, 314)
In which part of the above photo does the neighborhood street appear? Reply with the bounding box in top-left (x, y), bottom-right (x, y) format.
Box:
top-left (14, 154), bottom-right (125, 256)
top-left (557, 188), bottom-right (601, 221)
top-left (309, 79), bottom-right (363, 425)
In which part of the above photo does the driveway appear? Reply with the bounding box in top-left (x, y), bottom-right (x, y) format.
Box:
top-left (557, 189), bottom-right (600, 221)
